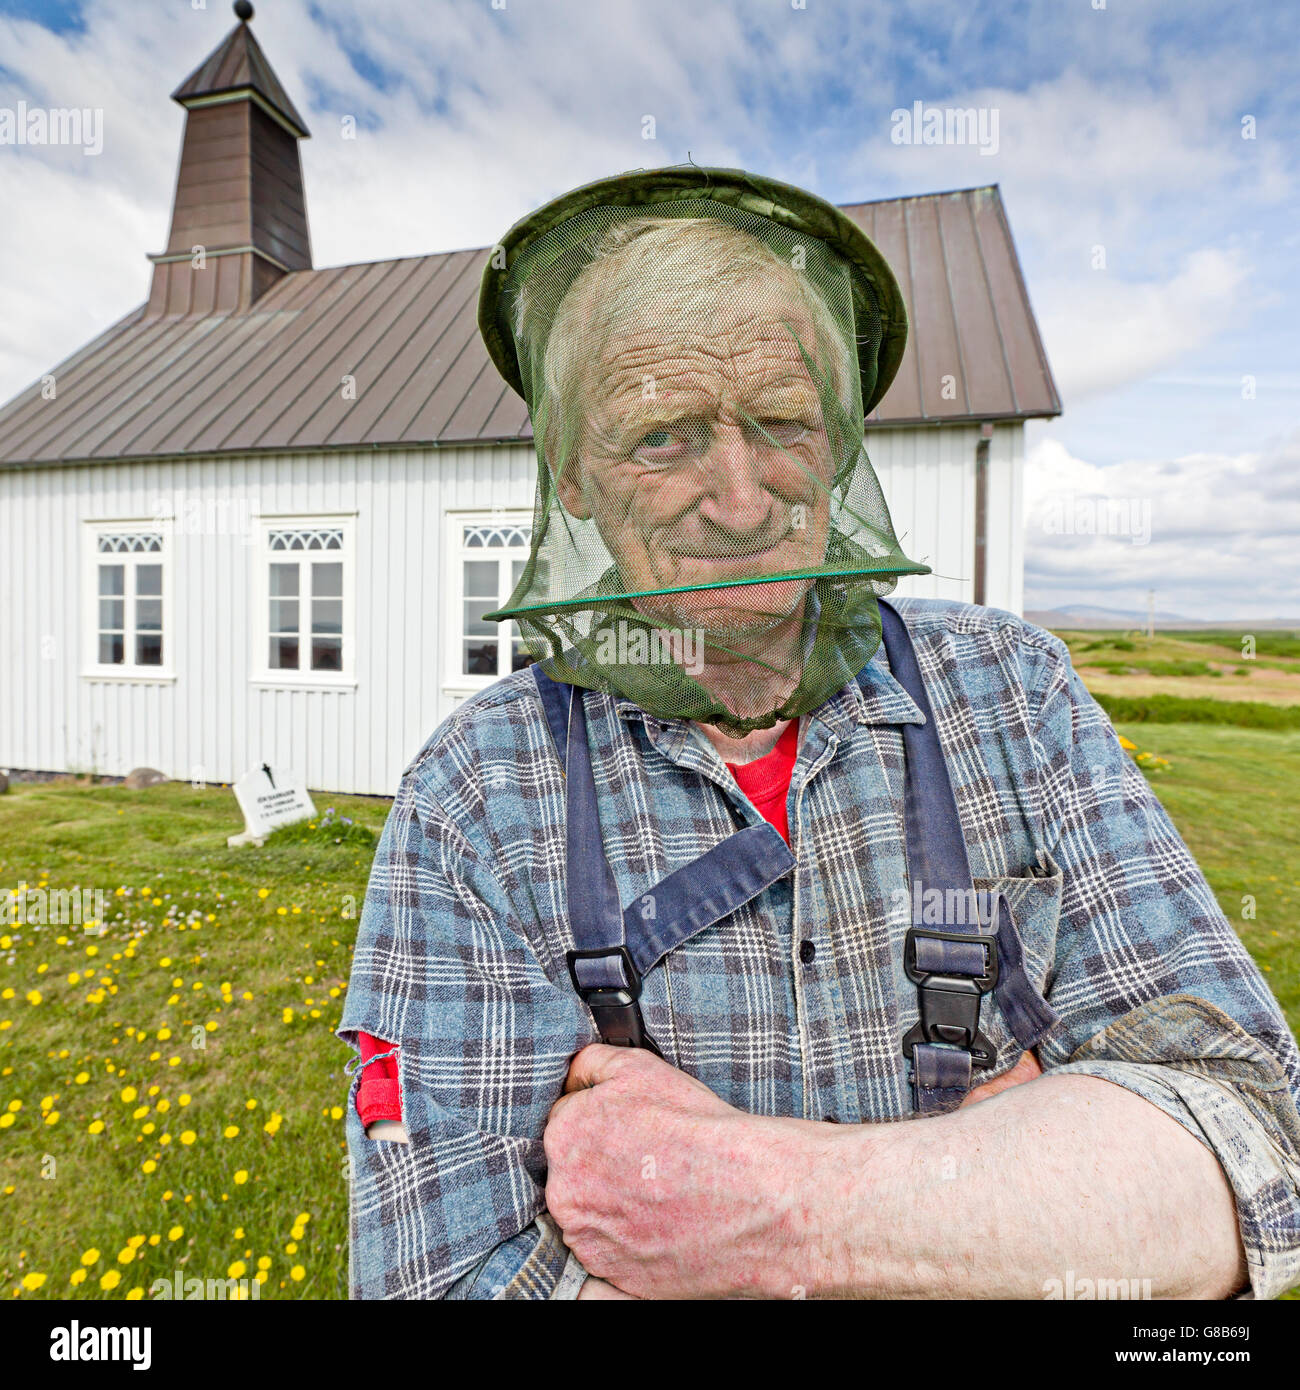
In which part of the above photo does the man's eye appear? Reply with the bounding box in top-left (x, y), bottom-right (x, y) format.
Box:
top-left (631, 425), bottom-right (702, 464)
top-left (753, 419), bottom-right (810, 446)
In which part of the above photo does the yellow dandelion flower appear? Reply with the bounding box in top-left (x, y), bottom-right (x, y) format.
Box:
top-left (117, 1247), bottom-right (135, 1264)
top-left (263, 1113), bottom-right (282, 1135)
top-left (168, 1225), bottom-right (183, 1241)
top-left (75, 1071), bottom-right (89, 1084)
top-left (142, 1159), bottom-right (157, 1174)
top-left (69, 1269), bottom-right (87, 1285)
top-left (25, 990), bottom-right (41, 1005)
top-left (87, 1120), bottom-right (105, 1135)
top-left (180, 1130), bottom-right (196, 1145)
top-left (21, 1272), bottom-right (47, 1290)
top-left (223, 1125), bottom-right (239, 1139)
top-left (234, 1170), bottom-right (248, 1185)
top-left (227, 1260), bottom-right (246, 1279)
top-left (5, 1100), bottom-right (19, 1112)
top-left (329, 1106), bottom-right (343, 1120)
top-left (80, 1248), bottom-right (100, 1265)
top-left (44, 1110), bottom-right (60, 1126)
top-left (120, 1086), bottom-right (137, 1103)
top-left (0, 1114), bottom-right (13, 1130)
top-left (244, 1099), bottom-right (258, 1111)
top-left (178, 1094), bottom-right (191, 1107)
top-left (126, 1286), bottom-right (144, 1300)
top-left (284, 1241), bottom-right (298, 1255)
top-left (290, 1265), bottom-right (305, 1281)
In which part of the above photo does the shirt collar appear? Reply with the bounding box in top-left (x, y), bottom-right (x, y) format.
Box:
top-left (611, 638), bottom-right (925, 747)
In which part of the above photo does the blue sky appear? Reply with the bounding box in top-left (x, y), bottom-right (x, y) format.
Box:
top-left (2, 0), bottom-right (1297, 618)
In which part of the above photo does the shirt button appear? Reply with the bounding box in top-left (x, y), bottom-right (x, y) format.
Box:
top-left (799, 939), bottom-right (816, 964)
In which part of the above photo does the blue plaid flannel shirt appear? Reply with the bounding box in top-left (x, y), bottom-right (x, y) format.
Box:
top-left (338, 598), bottom-right (1300, 1299)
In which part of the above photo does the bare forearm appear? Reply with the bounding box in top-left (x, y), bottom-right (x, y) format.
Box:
top-left (806, 1074), bottom-right (1246, 1299)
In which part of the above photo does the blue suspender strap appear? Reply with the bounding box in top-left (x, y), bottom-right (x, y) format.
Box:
top-left (876, 600), bottom-right (999, 1115)
top-left (533, 665), bottom-right (661, 1053)
top-left (875, 601), bottom-right (1058, 1114)
top-left (532, 664), bottom-right (796, 1054)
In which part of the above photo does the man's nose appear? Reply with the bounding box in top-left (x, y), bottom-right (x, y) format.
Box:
top-left (695, 421), bottom-right (772, 534)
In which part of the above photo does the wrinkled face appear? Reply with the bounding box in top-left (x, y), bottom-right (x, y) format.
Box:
top-left (556, 276), bottom-right (835, 636)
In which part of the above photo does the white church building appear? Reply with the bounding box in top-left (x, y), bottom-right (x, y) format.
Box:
top-left (0, 11), bottom-right (1060, 797)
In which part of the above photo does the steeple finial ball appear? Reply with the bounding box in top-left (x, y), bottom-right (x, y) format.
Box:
top-left (234, 1), bottom-right (254, 21)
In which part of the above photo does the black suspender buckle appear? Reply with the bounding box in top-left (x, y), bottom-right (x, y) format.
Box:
top-left (901, 928), bottom-right (998, 1069)
top-left (565, 946), bottom-right (660, 1053)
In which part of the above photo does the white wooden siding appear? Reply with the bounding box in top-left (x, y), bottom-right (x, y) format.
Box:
top-left (0, 424), bottom-right (1022, 796)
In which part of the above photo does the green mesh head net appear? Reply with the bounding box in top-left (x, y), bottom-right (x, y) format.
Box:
top-left (478, 167), bottom-right (930, 735)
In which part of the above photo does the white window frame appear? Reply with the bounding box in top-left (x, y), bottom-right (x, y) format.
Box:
top-left (82, 519), bottom-right (176, 682)
top-left (251, 513), bottom-right (357, 689)
top-left (442, 510), bottom-right (534, 696)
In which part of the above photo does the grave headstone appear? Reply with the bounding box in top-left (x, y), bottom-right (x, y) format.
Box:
top-left (227, 763), bottom-right (316, 847)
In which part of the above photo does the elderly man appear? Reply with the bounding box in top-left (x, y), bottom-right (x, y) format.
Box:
top-left (339, 167), bottom-right (1300, 1300)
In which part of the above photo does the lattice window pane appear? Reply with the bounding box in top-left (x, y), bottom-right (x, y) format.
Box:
top-left (270, 636), bottom-right (299, 670)
top-left (269, 563), bottom-right (299, 597)
top-left (312, 561), bottom-right (342, 599)
top-left (461, 523), bottom-right (532, 550)
top-left (311, 636), bottom-right (343, 671)
top-left (269, 528), bottom-right (344, 552)
top-left (463, 640), bottom-right (497, 676)
top-left (464, 560), bottom-right (497, 598)
top-left (97, 533), bottom-right (162, 553)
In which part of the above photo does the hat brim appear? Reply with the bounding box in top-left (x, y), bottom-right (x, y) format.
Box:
top-left (477, 165), bottom-right (908, 417)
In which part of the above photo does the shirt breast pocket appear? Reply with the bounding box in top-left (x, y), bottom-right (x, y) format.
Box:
top-left (970, 850), bottom-right (1064, 1083)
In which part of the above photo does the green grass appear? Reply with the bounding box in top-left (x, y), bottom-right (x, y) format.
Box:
top-left (1115, 726), bottom-right (1300, 1024)
top-left (1, 733), bottom-right (1297, 1299)
top-left (1097, 693), bottom-right (1300, 729)
top-left (0, 781), bottom-right (385, 1300)
top-left (1176, 631), bottom-right (1300, 660)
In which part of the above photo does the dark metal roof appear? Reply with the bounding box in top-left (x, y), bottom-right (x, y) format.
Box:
top-left (0, 186), bottom-right (1058, 467)
top-left (172, 17), bottom-right (310, 140)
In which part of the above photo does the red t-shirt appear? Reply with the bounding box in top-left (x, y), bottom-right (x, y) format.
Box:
top-left (355, 719), bottom-right (801, 1127)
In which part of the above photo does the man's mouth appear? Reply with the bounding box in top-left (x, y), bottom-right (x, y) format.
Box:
top-left (665, 534), bottom-right (790, 564)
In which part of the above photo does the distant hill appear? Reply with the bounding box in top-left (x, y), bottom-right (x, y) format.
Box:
top-left (1026, 603), bottom-right (1300, 631)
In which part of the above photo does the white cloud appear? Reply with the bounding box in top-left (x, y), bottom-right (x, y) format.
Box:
top-left (1036, 248), bottom-right (1250, 402)
top-left (1024, 434), bottom-right (1300, 620)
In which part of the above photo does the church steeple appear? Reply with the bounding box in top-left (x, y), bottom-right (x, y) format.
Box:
top-left (146, 2), bottom-right (312, 316)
